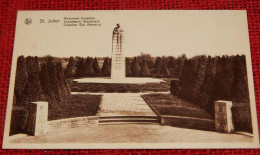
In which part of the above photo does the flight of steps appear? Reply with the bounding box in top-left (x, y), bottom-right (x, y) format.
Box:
top-left (99, 116), bottom-right (160, 125)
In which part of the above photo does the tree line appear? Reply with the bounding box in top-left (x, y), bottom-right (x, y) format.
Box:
top-left (11, 56), bottom-right (71, 135)
top-left (65, 57), bottom-right (111, 77)
top-left (170, 55), bottom-right (252, 132)
top-left (14, 56), bottom-right (71, 108)
top-left (64, 53), bottom-right (187, 78)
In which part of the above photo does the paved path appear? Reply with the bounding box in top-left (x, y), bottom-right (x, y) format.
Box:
top-left (9, 124), bottom-right (253, 144)
top-left (98, 93), bottom-right (157, 116)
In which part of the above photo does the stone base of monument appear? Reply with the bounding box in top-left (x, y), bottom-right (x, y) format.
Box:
top-left (73, 77), bottom-right (164, 84)
top-left (27, 102), bottom-right (48, 136)
top-left (215, 100), bottom-right (234, 133)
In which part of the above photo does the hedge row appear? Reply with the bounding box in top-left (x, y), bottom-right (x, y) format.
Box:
top-left (11, 56), bottom-right (71, 135)
top-left (14, 56), bottom-right (71, 108)
top-left (65, 57), bottom-right (111, 77)
top-left (170, 55), bottom-right (252, 133)
top-left (64, 54), bottom-right (187, 78)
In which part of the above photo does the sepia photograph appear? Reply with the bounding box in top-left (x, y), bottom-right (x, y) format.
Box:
top-left (2, 10), bottom-right (259, 149)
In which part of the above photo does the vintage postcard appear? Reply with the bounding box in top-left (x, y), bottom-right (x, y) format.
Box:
top-left (2, 10), bottom-right (259, 149)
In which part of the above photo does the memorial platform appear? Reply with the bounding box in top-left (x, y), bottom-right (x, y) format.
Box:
top-left (73, 77), bottom-right (164, 84)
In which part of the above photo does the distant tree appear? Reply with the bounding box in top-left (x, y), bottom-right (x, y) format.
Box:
top-left (64, 57), bottom-right (76, 77)
top-left (140, 59), bottom-right (150, 77)
top-left (101, 57), bottom-right (111, 76)
top-left (92, 57), bottom-right (101, 74)
top-left (75, 57), bottom-right (85, 77)
top-left (131, 57), bottom-right (140, 77)
top-left (175, 54), bottom-right (187, 78)
top-left (161, 56), bottom-right (168, 65)
top-left (167, 56), bottom-right (176, 68)
top-left (84, 57), bottom-right (94, 76)
top-left (167, 56), bottom-right (177, 76)
top-left (160, 61), bottom-right (169, 76)
top-left (138, 52), bottom-right (154, 69)
top-left (14, 56), bottom-right (28, 106)
top-left (125, 58), bottom-right (132, 77)
top-left (153, 57), bottom-right (162, 74)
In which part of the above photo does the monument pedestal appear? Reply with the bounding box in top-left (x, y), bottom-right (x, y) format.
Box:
top-left (27, 102), bottom-right (48, 136)
top-left (111, 66), bottom-right (125, 79)
top-left (215, 100), bottom-right (234, 133)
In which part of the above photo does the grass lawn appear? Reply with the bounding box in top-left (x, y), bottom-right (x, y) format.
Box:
top-left (69, 81), bottom-right (170, 93)
top-left (142, 94), bottom-right (213, 119)
top-left (48, 94), bottom-right (102, 121)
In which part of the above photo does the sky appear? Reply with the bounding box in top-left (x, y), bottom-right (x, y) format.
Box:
top-left (13, 10), bottom-right (250, 58)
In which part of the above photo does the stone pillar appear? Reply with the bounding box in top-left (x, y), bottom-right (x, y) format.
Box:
top-left (111, 24), bottom-right (125, 79)
top-left (27, 102), bottom-right (48, 136)
top-left (214, 100), bottom-right (234, 133)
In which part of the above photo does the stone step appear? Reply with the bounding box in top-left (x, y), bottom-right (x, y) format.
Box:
top-left (100, 116), bottom-right (158, 119)
top-left (100, 122), bottom-right (160, 125)
top-left (99, 116), bottom-right (160, 125)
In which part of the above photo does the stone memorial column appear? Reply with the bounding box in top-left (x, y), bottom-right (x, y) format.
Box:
top-left (27, 102), bottom-right (48, 136)
top-left (214, 100), bottom-right (234, 133)
top-left (111, 23), bottom-right (125, 79)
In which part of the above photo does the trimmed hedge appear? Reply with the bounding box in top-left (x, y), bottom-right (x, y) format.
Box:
top-left (69, 54), bottom-right (187, 78)
top-left (69, 82), bottom-right (170, 93)
top-left (10, 107), bottom-right (29, 135)
top-left (11, 56), bottom-right (71, 135)
top-left (170, 55), bottom-right (252, 133)
top-left (232, 106), bottom-right (252, 133)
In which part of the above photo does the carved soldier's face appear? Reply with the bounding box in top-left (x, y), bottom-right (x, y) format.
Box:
top-left (117, 24), bottom-right (120, 27)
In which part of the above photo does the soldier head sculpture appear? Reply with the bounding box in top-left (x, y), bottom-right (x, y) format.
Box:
top-left (113, 23), bottom-right (123, 34)
top-left (111, 24), bottom-right (125, 79)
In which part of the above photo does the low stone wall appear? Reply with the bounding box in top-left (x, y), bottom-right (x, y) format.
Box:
top-left (47, 116), bottom-right (99, 133)
top-left (161, 115), bottom-right (215, 131)
top-left (25, 101), bottom-right (99, 135)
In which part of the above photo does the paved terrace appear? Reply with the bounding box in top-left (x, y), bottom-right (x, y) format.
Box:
top-left (10, 124), bottom-right (253, 143)
top-left (73, 77), bottom-right (164, 84)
